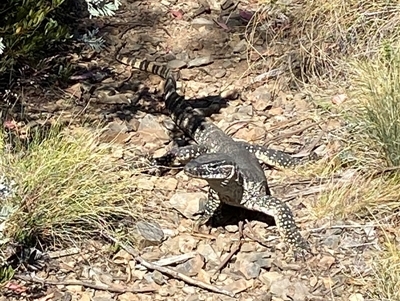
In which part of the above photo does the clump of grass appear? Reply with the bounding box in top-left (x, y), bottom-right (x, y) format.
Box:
top-left (250, 0), bottom-right (400, 83)
top-left (0, 125), bottom-right (144, 247)
top-left (309, 43), bottom-right (400, 219)
top-left (349, 43), bottom-right (400, 167)
top-left (343, 44), bottom-right (400, 300)
top-left (311, 174), bottom-right (400, 220)
top-left (296, 1), bottom-right (400, 79)
top-left (361, 214), bottom-right (400, 301)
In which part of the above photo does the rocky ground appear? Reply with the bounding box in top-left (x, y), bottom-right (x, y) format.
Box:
top-left (2, 0), bottom-right (378, 300)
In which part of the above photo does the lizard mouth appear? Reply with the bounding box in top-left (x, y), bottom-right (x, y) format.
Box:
top-left (183, 164), bottom-right (235, 180)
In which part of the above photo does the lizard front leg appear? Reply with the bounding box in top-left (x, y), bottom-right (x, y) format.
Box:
top-left (152, 144), bottom-right (208, 168)
top-left (193, 188), bottom-right (222, 232)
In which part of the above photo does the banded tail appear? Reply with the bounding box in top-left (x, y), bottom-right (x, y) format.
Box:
top-left (116, 54), bottom-right (205, 139)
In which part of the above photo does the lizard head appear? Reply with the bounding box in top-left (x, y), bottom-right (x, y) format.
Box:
top-left (184, 153), bottom-right (236, 180)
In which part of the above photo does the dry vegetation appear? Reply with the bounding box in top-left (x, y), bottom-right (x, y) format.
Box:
top-left (1, 0), bottom-right (400, 299)
top-left (0, 125), bottom-right (145, 281)
top-left (249, 0), bottom-right (400, 299)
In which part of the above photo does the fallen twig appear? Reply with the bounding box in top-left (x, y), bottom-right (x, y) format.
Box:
top-left (269, 122), bottom-right (321, 145)
top-left (191, 232), bottom-right (217, 240)
top-left (371, 165), bottom-right (400, 177)
top-left (212, 221), bottom-right (244, 276)
top-left (243, 220), bottom-right (271, 248)
top-left (268, 118), bottom-right (310, 133)
top-left (13, 274), bottom-right (156, 294)
top-left (47, 247), bottom-right (80, 259)
top-left (136, 252), bottom-right (197, 271)
top-left (104, 233), bottom-right (236, 297)
top-left (294, 128), bottom-right (325, 157)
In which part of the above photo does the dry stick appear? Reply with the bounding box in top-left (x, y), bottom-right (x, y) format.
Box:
top-left (104, 233), bottom-right (236, 298)
top-left (244, 220), bottom-right (270, 248)
top-left (371, 165), bottom-right (400, 177)
top-left (269, 122), bottom-right (320, 144)
top-left (294, 129), bottom-right (325, 157)
top-left (191, 232), bottom-right (217, 240)
top-left (136, 252), bottom-right (197, 271)
top-left (47, 247), bottom-right (80, 259)
top-left (13, 274), bottom-right (156, 294)
top-left (212, 221), bottom-right (244, 277)
top-left (268, 118), bottom-right (310, 132)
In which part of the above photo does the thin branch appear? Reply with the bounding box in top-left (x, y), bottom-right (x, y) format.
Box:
top-left (212, 221), bottom-right (244, 276)
top-left (104, 233), bottom-right (236, 297)
top-left (13, 274), bottom-right (156, 294)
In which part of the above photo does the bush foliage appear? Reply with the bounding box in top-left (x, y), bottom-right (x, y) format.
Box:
top-left (0, 0), bottom-right (72, 73)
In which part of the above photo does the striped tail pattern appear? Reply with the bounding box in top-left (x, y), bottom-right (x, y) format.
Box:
top-left (116, 54), bottom-right (205, 139)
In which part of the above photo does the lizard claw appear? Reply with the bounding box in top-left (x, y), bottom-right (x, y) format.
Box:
top-left (292, 240), bottom-right (312, 261)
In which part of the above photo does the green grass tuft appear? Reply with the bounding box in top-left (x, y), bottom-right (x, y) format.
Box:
top-left (0, 125), bottom-right (143, 247)
top-left (349, 43), bottom-right (400, 167)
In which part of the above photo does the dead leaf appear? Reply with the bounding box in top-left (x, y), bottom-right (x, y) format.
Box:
top-left (213, 19), bottom-right (231, 31)
top-left (5, 281), bottom-right (27, 294)
top-left (64, 83), bottom-right (82, 99)
top-left (171, 10), bottom-right (184, 19)
top-left (331, 93), bottom-right (347, 105)
top-left (239, 9), bottom-right (254, 21)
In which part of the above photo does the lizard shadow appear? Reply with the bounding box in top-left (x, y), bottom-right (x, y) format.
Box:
top-left (101, 84), bottom-right (229, 145)
top-left (209, 203), bottom-right (276, 228)
top-left (98, 79), bottom-right (229, 116)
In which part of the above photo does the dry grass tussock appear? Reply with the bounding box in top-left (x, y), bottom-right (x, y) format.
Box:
top-left (247, 1), bottom-right (400, 298)
top-left (249, 0), bottom-right (400, 83)
top-left (0, 125), bottom-right (144, 251)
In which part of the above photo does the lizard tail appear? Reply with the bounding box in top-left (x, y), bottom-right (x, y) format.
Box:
top-left (116, 53), bottom-right (204, 138)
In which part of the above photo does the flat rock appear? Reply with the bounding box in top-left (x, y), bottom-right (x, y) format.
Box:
top-left (270, 277), bottom-right (291, 298)
top-left (251, 86), bottom-right (272, 111)
top-left (233, 40), bottom-right (247, 53)
top-left (224, 225), bottom-right (238, 233)
top-left (169, 192), bottom-right (206, 219)
top-left (287, 281), bottom-right (309, 301)
top-left (319, 255), bottom-right (336, 270)
top-left (180, 69), bottom-right (200, 80)
top-left (220, 88), bottom-right (239, 100)
top-left (268, 106), bottom-right (284, 116)
top-left (155, 177), bottom-right (178, 191)
top-left (136, 221), bottom-right (164, 243)
top-left (167, 59), bottom-right (187, 69)
top-left (349, 293), bottom-right (364, 301)
top-left (211, 68), bottom-right (227, 78)
top-left (197, 243), bottom-right (220, 264)
top-left (128, 118), bottom-right (140, 131)
top-left (136, 176), bottom-right (157, 190)
top-left (138, 114), bottom-right (169, 142)
top-left (236, 104), bottom-right (253, 117)
top-left (238, 260), bottom-right (261, 279)
top-left (175, 254), bottom-right (205, 276)
top-left (237, 251), bottom-right (271, 263)
top-left (323, 235), bottom-right (340, 249)
top-left (259, 271), bottom-right (284, 287)
top-left (197, 269), bottom-right (212, 284)
top-left (106, 120), bottom-right (129, 133)
top-left (222, 278), bottom-right (253, 295)
top-left (188, 56), bottom-right (214, 68)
